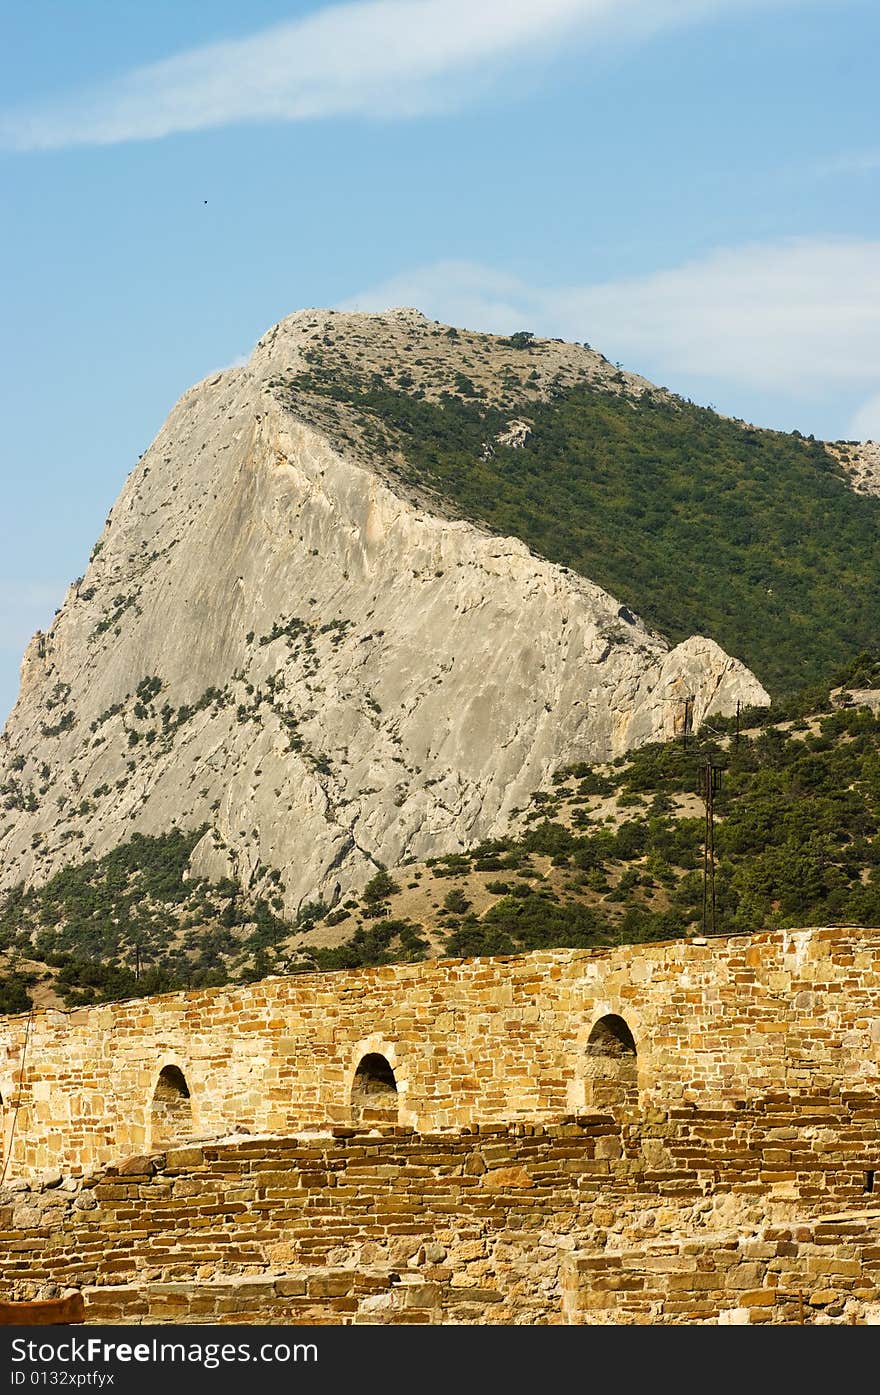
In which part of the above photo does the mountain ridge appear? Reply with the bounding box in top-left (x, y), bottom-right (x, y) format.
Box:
top-left (0, 308), bottom-right (767, 918)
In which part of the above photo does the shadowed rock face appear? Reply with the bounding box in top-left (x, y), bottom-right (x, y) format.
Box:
top-left (0, 309), bottom-right (769, 914)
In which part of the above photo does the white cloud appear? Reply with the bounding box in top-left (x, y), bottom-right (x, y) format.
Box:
top-left (342, 261), bottom-right (541, 335)
top-left (342, 237), bottom-right (880, 399)
top-left (849, 393), bottom-right (880, 443)
top-left (0, 581), bottom-right (68, 725)
top-left (815, 150), bottom-right (880, 178)
top-left (0, 581), bottom-right (67, 654)
top-left (1, 0), bottom-right (808, 150)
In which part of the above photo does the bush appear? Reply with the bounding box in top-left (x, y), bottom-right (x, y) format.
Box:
top-left (442, 888), bottom-right (471, 915)
top-left (362, 871), bottom-right (401, 906)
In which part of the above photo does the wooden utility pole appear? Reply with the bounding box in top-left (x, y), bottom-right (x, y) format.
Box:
top-left (735, 699), bottom-right (741, 747)
top-left (682, 695), bottom-right (694, 748)
top-left (702, 763), bottom-right (720, 934)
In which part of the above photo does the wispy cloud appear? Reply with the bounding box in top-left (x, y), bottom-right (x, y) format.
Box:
top-left (814, 150), bottom-right (880, 178)
top-left (343, 236), bottom-right (880, 439)
top-left (849, 393), bottom-right (880, 442)
top-left (0, 581), bottom-right (67, 725)
top-left (1, 0), bottom-right (806, 151)
top-left (0, 581), bottom-right (67, 651)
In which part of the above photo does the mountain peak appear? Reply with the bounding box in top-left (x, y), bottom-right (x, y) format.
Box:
top-left (0, 311), bottom-right (767, 915)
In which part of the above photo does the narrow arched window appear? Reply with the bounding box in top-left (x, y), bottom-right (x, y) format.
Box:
top-left (150, 1065), bottom-right (193, 1147)
top-left (351, 1053), bottom-right (398, 1124)
top-left (586, 1014), bottom-right (637, 1059)
top-left (584, 1014), bottom-right (638, 1111)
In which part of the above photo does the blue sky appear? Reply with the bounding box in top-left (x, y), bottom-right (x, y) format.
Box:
top-left (1, 0), bottom-right (879, 723)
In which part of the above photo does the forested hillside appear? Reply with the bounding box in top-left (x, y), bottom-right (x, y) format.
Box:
top-left (289, 343), bottom-right (880, 696)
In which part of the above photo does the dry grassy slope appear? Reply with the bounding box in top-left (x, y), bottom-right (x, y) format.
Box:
top-left (0, 308), bottom-right (767, 919)
top-left (279, 781), bottom-right (698, 964)
top-left (283, 705), bottom-right (841, 970)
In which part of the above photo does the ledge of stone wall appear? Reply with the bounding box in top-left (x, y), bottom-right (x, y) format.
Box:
top-left (82, 1268), bottom-right (512, 1326)
top-left (562, 1211), bottom-right (880, 1325)
top-left (4, 1106), bottom-right (880, 1325)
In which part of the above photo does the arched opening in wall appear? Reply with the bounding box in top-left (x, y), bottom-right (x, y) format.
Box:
top-left (150, 1066), bottom-right (193, 1148)
top-left (584, 1014), bottom-right (638, 1112)
top-left (350, 1053), bottom-right (399, 1126)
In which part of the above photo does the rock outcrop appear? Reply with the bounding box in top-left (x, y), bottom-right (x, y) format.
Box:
top-left (0, 309), bottom-right (769, 914)
top-left (829, 439), bottom-right (880, 497)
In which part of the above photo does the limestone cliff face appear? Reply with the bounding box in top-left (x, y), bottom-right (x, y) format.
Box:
top-left (0, 309), bottom-right (769, 912)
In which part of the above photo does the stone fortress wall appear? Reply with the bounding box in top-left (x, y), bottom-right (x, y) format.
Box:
top-left (2, 926), bottom-right (880, 1324)
top-left (2, 924), bottom-right (878, 1179)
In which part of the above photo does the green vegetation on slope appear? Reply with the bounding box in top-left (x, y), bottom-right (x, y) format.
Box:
top-left (0, 828), bottom-right (293, 1010)
top-left (3, 659), bottom-right (880, 1010)
top-left (428, 656), bottom-right (880, 956)
top-left (287, 363), bottom-right (880, 695)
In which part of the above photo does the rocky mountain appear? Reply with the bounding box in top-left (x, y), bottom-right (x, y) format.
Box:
top-left (0, 309), bottom-right (767, 918)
